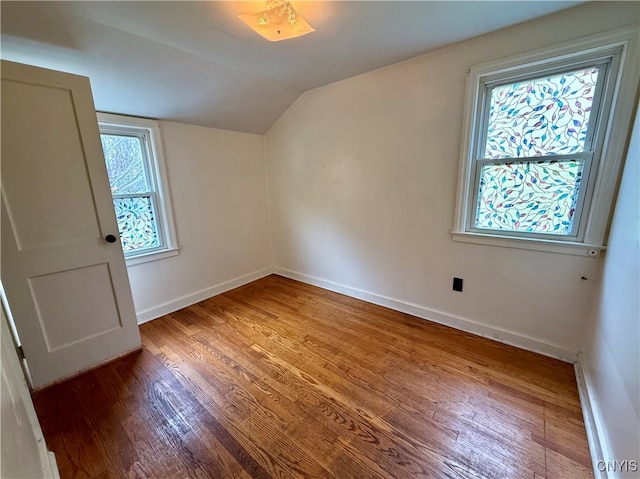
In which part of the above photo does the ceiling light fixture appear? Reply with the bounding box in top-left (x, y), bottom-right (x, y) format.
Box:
top-left (237, 1), bottom-right (315, 42)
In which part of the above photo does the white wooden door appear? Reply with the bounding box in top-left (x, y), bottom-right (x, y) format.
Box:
top-left (1, 60), bottom-right (141, 388)
top-left (1, 309), bottom-right (60, 478)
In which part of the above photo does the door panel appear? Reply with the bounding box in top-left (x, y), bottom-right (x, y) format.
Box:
top-left (2, 80), bottom-right (101, 251)
top-left (1, 60), bottom-right (141, 388)
top-left (28, 263), bottom-right (122, 352)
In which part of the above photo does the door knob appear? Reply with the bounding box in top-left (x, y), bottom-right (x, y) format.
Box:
top-left (105, 234), bottom-right (117, 243)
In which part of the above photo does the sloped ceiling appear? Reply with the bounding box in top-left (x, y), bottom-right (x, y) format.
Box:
top-left (1, 1), bottom-right (583, 134)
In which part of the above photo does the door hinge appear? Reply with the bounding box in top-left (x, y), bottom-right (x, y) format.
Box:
top-left (16, 346), bottom-right (25, 360)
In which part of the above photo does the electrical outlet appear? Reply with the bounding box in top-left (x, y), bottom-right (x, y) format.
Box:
top-left (453, 277), bottom-right (463, 292)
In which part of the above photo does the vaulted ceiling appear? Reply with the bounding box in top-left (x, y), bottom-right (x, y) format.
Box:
top-left (1, 1), bottom-right (583, 134)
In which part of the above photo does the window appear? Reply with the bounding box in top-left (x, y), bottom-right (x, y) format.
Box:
top-left (98, 113), bottom-right (178, 264)
top-left (453, 29), bottom-right (639, 256)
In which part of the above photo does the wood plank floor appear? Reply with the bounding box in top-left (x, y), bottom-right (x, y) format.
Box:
top-left (32, 275), bottom-right (593, 479)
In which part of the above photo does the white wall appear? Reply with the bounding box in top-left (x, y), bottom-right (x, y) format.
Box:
top-left (265, 2), bottom-right (639, 358)
top-left (582, 101), bottom-right (639, 478)
top-left (127, 121), bottom-right (272, 322)
top-left (1, 310), bottom-right (59, 478)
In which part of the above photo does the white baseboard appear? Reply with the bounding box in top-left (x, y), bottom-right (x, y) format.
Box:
top-left (47, 451), bottom-right (61, 479)
top-left (136, 265), bottom-right (580, 362)
top-left (136, 267), bottom-right (273, 324)
top-left (273, 267), bottom-right (579, 363)
top-left (574, 356), bottom-right (612, 479)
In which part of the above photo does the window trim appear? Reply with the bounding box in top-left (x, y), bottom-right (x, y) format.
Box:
top-left (452, 27), bottom-right (639, 257)
top-left (97, 113), bottom-right (179, 265)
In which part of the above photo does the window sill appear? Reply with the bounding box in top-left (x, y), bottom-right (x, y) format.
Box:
top-left (125, 247), bottom-right (180, 267)
top-left (451, 232), bottom-right (604, 257)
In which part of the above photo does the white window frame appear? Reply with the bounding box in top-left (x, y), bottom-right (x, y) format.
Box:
top-left (452, 28), bottom-right (639, 257)
top-left (98, 113), bottom-right (179, 266)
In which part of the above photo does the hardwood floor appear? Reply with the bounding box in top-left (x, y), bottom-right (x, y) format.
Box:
top-left (32, 275), bottom-right (593, 479)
